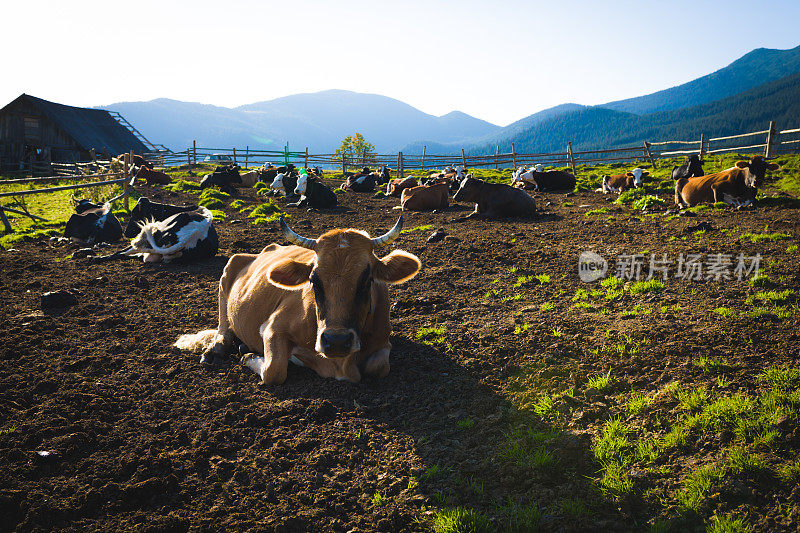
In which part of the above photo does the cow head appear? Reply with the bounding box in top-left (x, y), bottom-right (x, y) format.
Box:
top-left (735, 156), bottom-right (779, 188)
top-left (271, 172), bottom-right (286, 192)
top-left (453, 175), bottom-right (482, 202)
top-left (294, 172), bottom-right (308, 195)
top-left (687, 155), bottom-right (705, 177)
top-left (534, 164), bottom-right (544, 173)
top-left (629, 168), bottom-right (650, 188)
top-left (268, 217), bottom-right (421, 360)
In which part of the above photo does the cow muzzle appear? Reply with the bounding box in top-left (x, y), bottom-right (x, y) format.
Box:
top-left (317, 328), bottom-right (360, 357)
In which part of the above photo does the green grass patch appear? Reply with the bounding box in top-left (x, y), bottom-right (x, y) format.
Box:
top-left (432, 507), bottom-right (491, 533)
top-left (586, 207), bottom-right (610, 216)
top-left (627, 393), bottom-right (655, 415)
top-left (676, 465), bottom-right (726, 511)
top-left (739, 231), bottom-right (792, 243)
top-left (632, 194), bottom-right (666, 211)
top-left (457, 418), bottom-right (475, 430)
top-left (0, 225), bottom-right (63, 249)
top-left (499, 427), bottom-right (558, 471)
top-left (401, 224), bottom-right (434, 234)
top-left (713, 307), bottom-right (735, 317)
top-left (587, 369), bottom-right (614, 392)
top-left (706, 514), bottom-right (753, 533)
top-left (629, 279), bottom-right (665, 294)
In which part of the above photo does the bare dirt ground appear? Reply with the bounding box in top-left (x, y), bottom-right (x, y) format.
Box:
top-left (1, 171), bottom-right (798, 532)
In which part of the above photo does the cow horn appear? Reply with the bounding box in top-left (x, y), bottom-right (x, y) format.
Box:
top-left (278, 217), bottom-right (316, 249)
top-left (371, 216), bottom-right (403, 248)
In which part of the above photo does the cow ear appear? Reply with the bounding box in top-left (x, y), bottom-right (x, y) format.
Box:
top-left (375, 250), bottom-right (421, 285)
top-left (642, 171), bottom-right (650, 176)
top-left (625, 172), bottom-right (634, 177)
top-left (267, 258), bottom-right (313, 290)
top-left (735, 161), bottom-right (749, 169)
top-left (767, 162), bottom-right (780, 171)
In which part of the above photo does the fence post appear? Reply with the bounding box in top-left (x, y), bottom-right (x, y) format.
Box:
top-left (421, 146), bottom-right (426, 171)
top-left (699, 133), bottom-right (706, 157)
top-left (495, 145), bottom-right (499, 170)
top-left (399, 152), bottom-right (404, 179)
top-left (511, 142), bottom-right (517, 170)
top-left (232, 148), bottom-right (237, 166)
top-left (245, 146), bottom-right (249, 168)
top-left (0, 207), bottom-right (11, 233)
top-left (461, 148), bottom-right (467, 168)
top-left (644, 142), bottom-right (657, 169)
top-left (193, 140), bottom-right (197, 165)
top-left (305, 147), bottom-right (309, 168)
top-left (567, 142), bottom-right (576, 174)
top-left (342, 153), bottom-right (347, 176)
top-left (187, 148), bottom-right (191, 167)
top-left (765, 120), bottom-right (776, 158)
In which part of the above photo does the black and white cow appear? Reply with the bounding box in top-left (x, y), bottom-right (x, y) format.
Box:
top-left (290, 174), bottom-right (337, 208)
top-left (123, 197), bottom-right (199, 238)
top-left (111, 207), bottom-right (218, 263)
top-left (378, 166), bottom-right (391, 185)
top-left (64, 200), bottom-right (123, 245)
top-left (344, 172), bottom-right (378, 192)
top-left (269, 172), bottom-right (299, 197)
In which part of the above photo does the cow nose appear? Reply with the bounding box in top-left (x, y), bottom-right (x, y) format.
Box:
top-left (320, 331), bottom-right (354, 354)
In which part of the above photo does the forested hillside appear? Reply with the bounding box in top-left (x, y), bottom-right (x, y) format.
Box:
top-left (601, 45), bottom-right (800, 114)
top-left (439, 71), bottom-right (800, 156)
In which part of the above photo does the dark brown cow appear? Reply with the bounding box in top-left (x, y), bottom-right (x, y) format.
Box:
top-left (600, 168), bottom-right (649, 194)
top-left (117, 154), bottom-right (153, 169)
top-left (136, 166), bottom-right (172, 185)
top-left (174, 217), bottom-right (421, 384)
top-left (675, 156), bottom-right (779, 208)
top-left (454, 176), bottom-right (537, 219)
top-left (385, 177), bottom-right (418, 197)
top-left (400, 183), bottom-right (449, 211)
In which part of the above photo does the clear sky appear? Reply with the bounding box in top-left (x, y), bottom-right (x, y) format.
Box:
top-left (4, 0), bottom-right (799, 126)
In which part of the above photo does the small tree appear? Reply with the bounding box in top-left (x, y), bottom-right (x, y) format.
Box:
top-left (334, 133), bottom-right (376, 168)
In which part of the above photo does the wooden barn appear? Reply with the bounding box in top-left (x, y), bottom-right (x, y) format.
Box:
top-left (0, 94), bottom-right (149, 171)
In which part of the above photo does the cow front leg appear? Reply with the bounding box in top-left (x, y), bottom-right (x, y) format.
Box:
top-left (241, 331), bottom-right (292, 385)
top-left (363, 346), bottom-right (391, 378)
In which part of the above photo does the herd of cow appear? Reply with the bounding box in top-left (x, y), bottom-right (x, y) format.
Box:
top-left (58, 152), bottom-right (783, 384)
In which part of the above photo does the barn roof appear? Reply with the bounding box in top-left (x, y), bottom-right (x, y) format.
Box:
top-left (1, 94), bottom-right (149, 155)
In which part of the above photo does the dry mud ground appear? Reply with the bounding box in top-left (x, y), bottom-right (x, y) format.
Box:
top-left (0, 176), bottom-right (798, 532)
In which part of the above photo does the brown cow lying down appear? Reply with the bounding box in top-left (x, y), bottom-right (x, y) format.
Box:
top-left (136, 166), bottom-right (171, 185)
top-left (454, 176), bottom-right (537, 219)
top-left (174, 216), bottom-right (421, 384)
top-left (675, 156), bottom-right (779, 208)
top-left (400, 183), bottom-right (449, 211)
top-left (600, 168), bottom-right (649, 193)
top-left (386, 177), bottom-right (418, 197)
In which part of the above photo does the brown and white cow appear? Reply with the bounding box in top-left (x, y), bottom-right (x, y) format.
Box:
top-left (600, 168), bottom-right (649, 194)
top-left (674, 156), bottom-right (779, 208)
top-left (386, 177), bottom-right (419, 197)
top-left (400, 183), bottom-right (449, 211)
top-left (175, 217), bottom-right (420, 384)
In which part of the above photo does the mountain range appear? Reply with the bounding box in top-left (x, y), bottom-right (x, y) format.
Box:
top-left (99, 44), bottom-right (800, 155)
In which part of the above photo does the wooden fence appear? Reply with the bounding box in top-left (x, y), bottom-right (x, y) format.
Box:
top-left (143, 120), bottom-right (798, 177)
top-left (0, 152), bottom-right (138, 233)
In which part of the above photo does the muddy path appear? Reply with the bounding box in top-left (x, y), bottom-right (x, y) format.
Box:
top-left (1, 176), bottom-right (799, 531)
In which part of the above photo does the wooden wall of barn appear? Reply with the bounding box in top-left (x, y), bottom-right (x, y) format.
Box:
top-left (0, 99), bottom-right (87, 169)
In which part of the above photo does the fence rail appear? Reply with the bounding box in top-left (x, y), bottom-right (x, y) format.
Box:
top-left (138, 120), bottom-right (795, 177)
